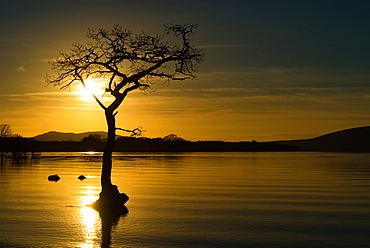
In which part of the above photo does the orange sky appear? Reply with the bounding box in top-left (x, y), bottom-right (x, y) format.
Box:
top-left (1, 1), bottom-right (370, 141)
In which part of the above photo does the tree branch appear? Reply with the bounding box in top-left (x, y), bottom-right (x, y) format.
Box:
top-left (92, 94), bottom-right (107, 110)
top-left (116, 126), bottom-right (145, 137)
top-left (46, 23), bottom-right (203, 118)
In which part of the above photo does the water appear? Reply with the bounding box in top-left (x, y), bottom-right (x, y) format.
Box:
top-left (1, 152), bottom-right (370, 247)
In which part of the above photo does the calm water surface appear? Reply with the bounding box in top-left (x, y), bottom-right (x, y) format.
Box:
top-left (1, 152), bottom-right (370, 247)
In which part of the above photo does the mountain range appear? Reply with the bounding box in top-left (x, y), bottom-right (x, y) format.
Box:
top-left (274, 126), bottom-right (370, 152)
top-left (31, 126), bottom-right (370, 152)
top-left (33, 131), bottom-right (111, 141)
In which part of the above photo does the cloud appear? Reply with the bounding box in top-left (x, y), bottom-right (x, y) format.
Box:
top-left (196, 44), bottom-right (259, 49)
top-left (0, 91), bottom-right (78, 103)
top-left (15, 66), bottom-right (26, 72)
top-left (0, 38), bottom-right (35, 43)
top-left (132, 86), bottom-right (370, 104)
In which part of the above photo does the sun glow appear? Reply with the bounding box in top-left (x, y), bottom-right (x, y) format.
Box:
top-left (76, 78), bottom-right (106, 102)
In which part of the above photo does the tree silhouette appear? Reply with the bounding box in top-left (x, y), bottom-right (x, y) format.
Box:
top-left (1, 124), bottom-right (12, 161)
top-left (163, 134), bottom-right (185, 142)
top-left (46, 24), bottom-right (203, 207)
top-left (81, 134), bottom-right (102, 143)
top-left (0, 124), bottom-right (12, 140)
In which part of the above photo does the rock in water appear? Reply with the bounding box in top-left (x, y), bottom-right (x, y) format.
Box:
top-left (48, 174), bottom-right (60, 182)
top-left (78, 175), bottom-right (86, 180)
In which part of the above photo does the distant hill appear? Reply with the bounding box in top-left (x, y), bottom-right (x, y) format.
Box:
top-left (275, 126), bottom-right (370, 152)
top-left (33, 131), bottom-right (109, 141)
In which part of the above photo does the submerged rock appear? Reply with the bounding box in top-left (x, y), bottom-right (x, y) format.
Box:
top-left (78, 175), bottom-right (86, 180)
top-left (48, 174), bottom-right (60, 182)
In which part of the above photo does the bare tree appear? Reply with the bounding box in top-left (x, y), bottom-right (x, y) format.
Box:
top-left (46, 24), bottom-right (203, 208)
top-left (0, 124), bottom-right (12, 139)
top-left (1, 124), bottom-right (12, 160)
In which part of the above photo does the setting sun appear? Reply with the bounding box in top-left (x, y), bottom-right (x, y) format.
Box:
top-left (76, 78), bottom-right (106, 102)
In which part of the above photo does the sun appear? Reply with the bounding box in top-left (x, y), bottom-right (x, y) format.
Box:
top-left (75, 78), bottom-right (106, 102)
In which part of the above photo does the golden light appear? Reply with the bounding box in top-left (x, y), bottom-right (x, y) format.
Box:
top-left (82, 151), bottom-right (100, 155)
top-left (76, 78), bottom-right (106, 102)
top-left (79, 186), bottom-right (100, 247)
top-left (80, 186), bottom-right (100, 206)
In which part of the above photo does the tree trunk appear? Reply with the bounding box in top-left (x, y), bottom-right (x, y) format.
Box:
top-left (93, 108), bottom-right (129, 209)
top-left (101, 109), bottom-right (115, 191)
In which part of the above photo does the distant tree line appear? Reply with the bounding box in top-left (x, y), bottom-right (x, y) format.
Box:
top-left (26, 133), bottom-right (300, 152)
top-left (0, 124), bottom-right (38, 159)
top-left (1, 126), bottom-right (299, 154)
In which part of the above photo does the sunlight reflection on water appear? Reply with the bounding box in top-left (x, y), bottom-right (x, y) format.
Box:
top-left (80, 186), bottom-right (100, 206)
top-left (80, 207), bottom-right (99, 248)
top-left (79, 187), bottom-right (100, 248)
